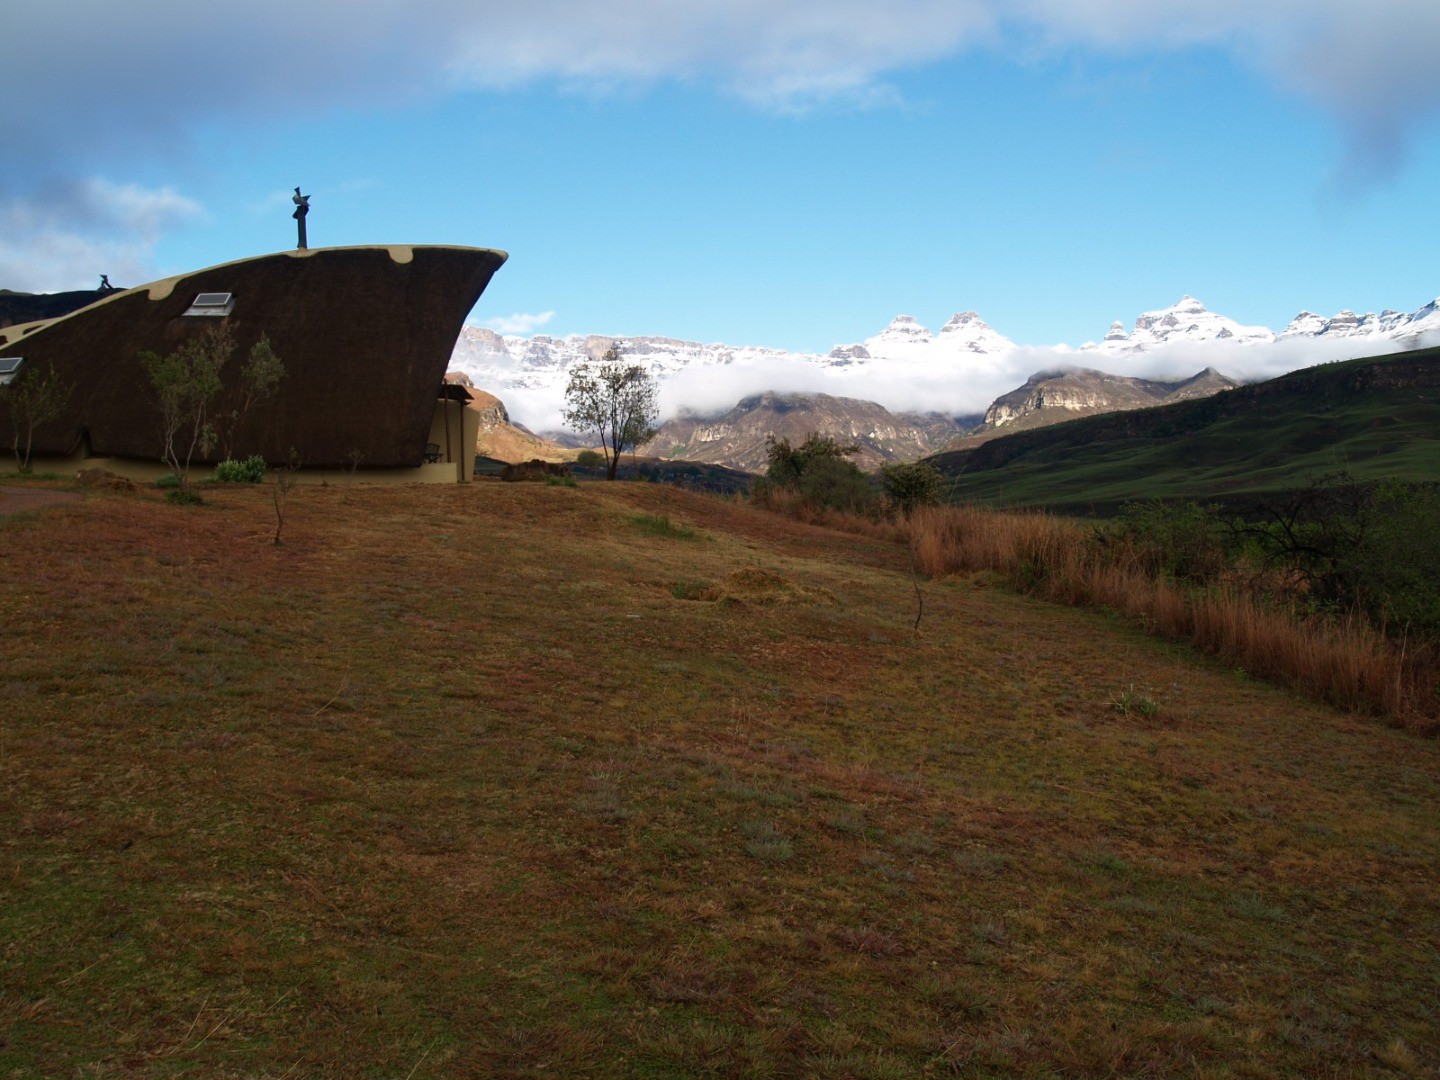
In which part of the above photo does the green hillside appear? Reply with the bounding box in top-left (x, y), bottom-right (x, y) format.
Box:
top-left (930, 345), bottom-right (1440, 513)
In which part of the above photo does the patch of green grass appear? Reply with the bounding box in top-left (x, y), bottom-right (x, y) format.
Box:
top-left (670, 578), bottom-right (710, 600)
top-left (739, 820), bottom-right (794, 862)
top-left (630, 511), bottom-right (701, 540)
top-left (1111, 684), bottom-right (1160, 718)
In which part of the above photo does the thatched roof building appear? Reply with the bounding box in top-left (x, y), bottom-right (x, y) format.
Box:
top-left (0, 244), bottom-right (506, 471)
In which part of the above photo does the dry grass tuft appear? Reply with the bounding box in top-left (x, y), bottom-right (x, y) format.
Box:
top-left (688, 567), bottom-right (837, 607)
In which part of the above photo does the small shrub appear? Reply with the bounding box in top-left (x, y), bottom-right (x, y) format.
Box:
top-left (575, 449), bottom-right (603, 468)
top-left (155, 472), bottom-right (182, 489)
top-left (880, 461), bottom-right (944, 517)
top-left (1111, 685), bottom-right (1159, 718)
top-left (1109, 499), bottom-right (1230, 585)
top-left (631, 512), bottom-right (698, 540)
top-left (212, 455), bottom-right (268, 483)
top-left (763, 432), bottom-right (858, 487)
top-left (798, 455), bottom-right (876, 515)
top-left (164, 488), bottom-right (204, 505)
top-left (545, 474), bottom-right (578, 488)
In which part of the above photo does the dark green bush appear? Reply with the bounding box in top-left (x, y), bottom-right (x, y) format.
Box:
top-left (1111, 499), bottom-right (1231, 585)
top-left (880, 461), bottom-right (944, 516)
top-left (1339, 485), bottom-right (1440, 640)
top-left (798, 454), bottom-right (875, 514)
top-left (764, 433), bottom-right (859, 487)
top-left (1241, 474), bottom-right (1440, 643)
top-left (758, 432), bottom-right (876, 514)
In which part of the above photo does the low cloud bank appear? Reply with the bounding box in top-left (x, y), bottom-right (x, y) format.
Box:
top-left (503, 330), bottom-right (1440, 435)
top-left (482, 311), bottom-right (558, 335)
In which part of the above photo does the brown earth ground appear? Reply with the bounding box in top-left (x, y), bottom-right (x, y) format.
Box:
top-left (1, 478), bottom-right (1437, 1077)
top-left (0, 485), bottom-right (80, 515)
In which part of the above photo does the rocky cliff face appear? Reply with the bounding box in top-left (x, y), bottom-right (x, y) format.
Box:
top-left (982, 366), bottom-right (1239, 430)
top-left (652, 392), bottom-right (977, 472)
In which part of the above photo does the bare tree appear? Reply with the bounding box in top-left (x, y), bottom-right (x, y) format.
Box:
top-left (220, 333), bottom-right (285, 460)
top-left (3, 360), bottom-right (73, 473)
top-left (272, 448), bottom-right (300, 545)
top-left (140, 324), bottom-right (235, 490)
top-left (562, 346), bottom-right (659, 481)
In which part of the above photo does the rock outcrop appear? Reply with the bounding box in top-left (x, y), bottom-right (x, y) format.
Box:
top-left (982, 366), bottom-right (1240, 431)
top-left (652, 391), bottom-right (977, 472)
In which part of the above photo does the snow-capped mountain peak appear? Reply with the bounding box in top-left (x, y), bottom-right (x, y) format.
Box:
top-left (1085, 296), bottom-right (1274, 352)
top-left (868, 314), bottom-right (934, 350)
top-left (936, 311), bottom-right (1016, 355)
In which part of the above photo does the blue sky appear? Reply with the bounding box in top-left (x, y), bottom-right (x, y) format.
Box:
top-left (6, 1), bottom-right (1439, 354)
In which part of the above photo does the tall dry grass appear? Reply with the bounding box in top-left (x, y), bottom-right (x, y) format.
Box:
top-left (905, 504), bottom-right (1437, 732)
top-left (753, 485), bottom-right (904, 542)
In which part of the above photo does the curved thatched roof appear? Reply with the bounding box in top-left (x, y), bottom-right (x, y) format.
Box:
top-left (0, 245), bottom-right (507, 468)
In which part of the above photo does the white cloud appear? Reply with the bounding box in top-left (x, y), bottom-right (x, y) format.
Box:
top-left (442, 0), bottom-right (996, 108)
top-left (1004, 0), bottom-right (1440, 180)
top-left (481, 310), bottom-right (558, 334)
top-left (9, 1), bottom-right (1436, 184)
top-left (0, 179), bottom-right (200, 292)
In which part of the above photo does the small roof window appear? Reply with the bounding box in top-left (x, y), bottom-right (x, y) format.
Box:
top-left (0, 357), bottom-right (23, 386)
top-left (183, 292), bottom-right (235, 316)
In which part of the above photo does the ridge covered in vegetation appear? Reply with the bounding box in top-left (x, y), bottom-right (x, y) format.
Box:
top-left (928, 345), bottom-right (1440, 514)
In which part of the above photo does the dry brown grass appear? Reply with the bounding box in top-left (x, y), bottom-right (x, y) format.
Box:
top-left (906, 503), bottom-right (1438, 731)
top-left (752, 485), bottom-right (904, 542)
top-left (2, 477), bottom-right (1438, 1076)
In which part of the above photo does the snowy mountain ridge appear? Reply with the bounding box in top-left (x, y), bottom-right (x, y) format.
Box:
top-left (450, 294), bottom-right (1440, 429)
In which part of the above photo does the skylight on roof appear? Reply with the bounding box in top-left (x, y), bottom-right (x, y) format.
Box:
top-left (0, 357), bottom-right (24, 386)
top-left (182, 291), bottom-right (235, 316)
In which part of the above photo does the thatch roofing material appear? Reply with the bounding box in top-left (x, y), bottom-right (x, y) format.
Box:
top-left (0, 245), bottom-right (506, 468)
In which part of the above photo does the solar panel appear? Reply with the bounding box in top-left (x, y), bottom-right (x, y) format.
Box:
top-left (183, 291), bottom-right (235, 316)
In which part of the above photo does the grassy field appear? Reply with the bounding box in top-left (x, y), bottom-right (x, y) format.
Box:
top-left (3, 478), bottom-right (1438, 1077)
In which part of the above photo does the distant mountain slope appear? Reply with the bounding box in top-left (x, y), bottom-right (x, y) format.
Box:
top-left (980, 366), bottom-right (1240, 432)
top-left (929, 346), bottom-right (1440, 514)
top-left (651, 391), bottom-right (978, 472)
